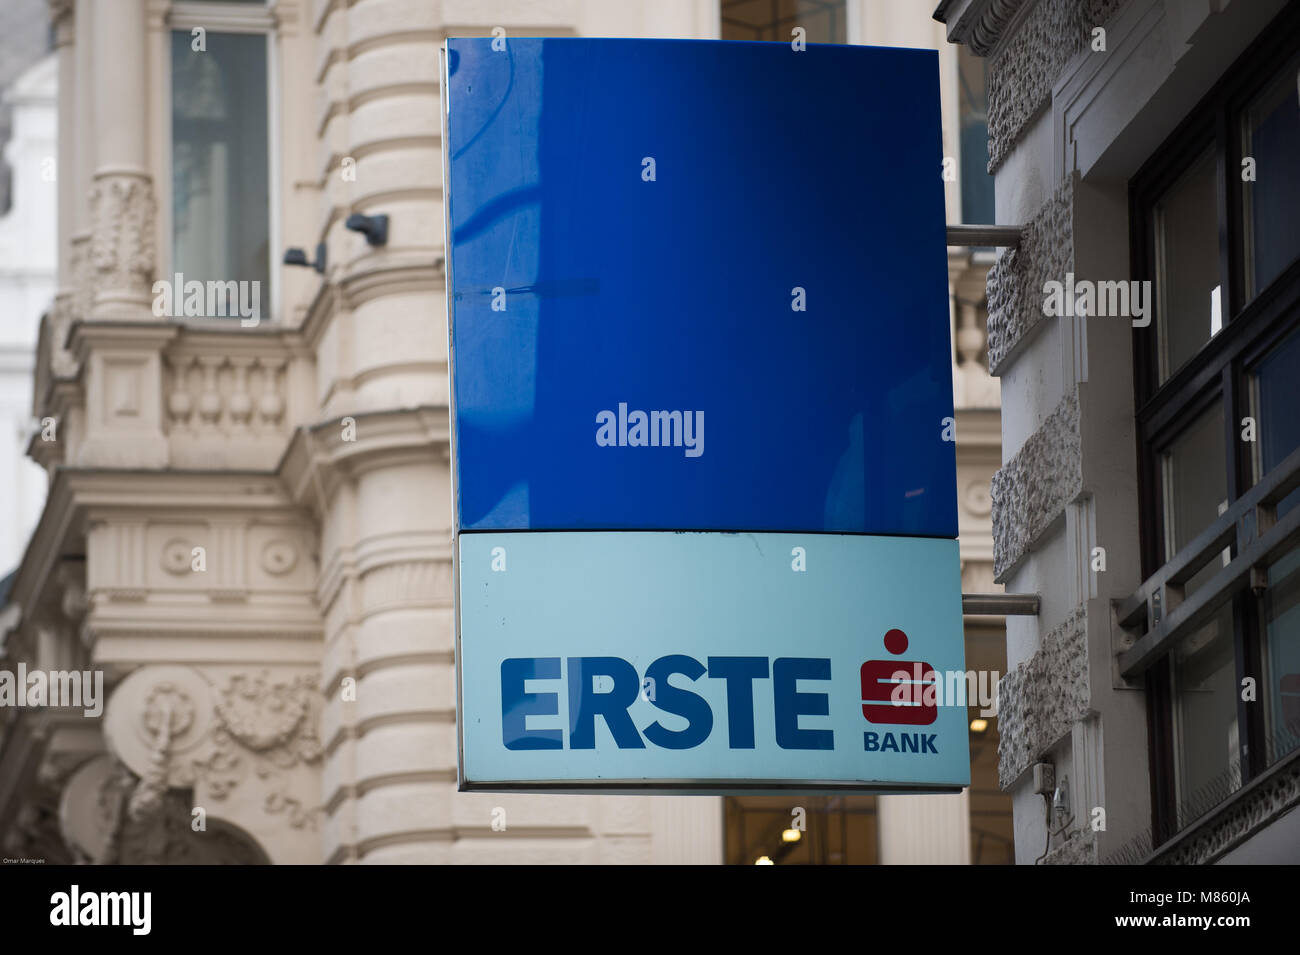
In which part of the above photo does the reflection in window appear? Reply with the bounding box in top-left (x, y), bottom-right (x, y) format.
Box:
top-left (171, 30), bottom-right (270, 315)
top-left (1132, 4), bottom-right (1300, 845)
top-left (1162, 402), bottom-right (1227, 596)
top-left (1153, 149), bottom-right (1220, 381)
top-left (1263, 545), bottom-right (1300, 767)
top-left (1161, 404), bottom-right (1241, 824)
top-left (720, 0), bottom-right (846, 44)
top-left (958, 45), bottom-right (994, 226)
top-left (1171, 612), bottom-right (1241, 827)
top-left (724, 795), bottom-right (876, 864)
top-left (1254, 327), bottom-right (1300, 768)
top-left (1252, 325), bottom-right (1300, 517)
top-left (1242, 53), bottom-right (1300, 300)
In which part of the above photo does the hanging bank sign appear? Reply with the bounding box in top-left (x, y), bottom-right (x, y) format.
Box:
top-left (443, 37), bottom-right (965, 793)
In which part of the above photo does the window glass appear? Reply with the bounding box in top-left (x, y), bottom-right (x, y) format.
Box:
top-left (1153, 149), bottom-right (1221, 381)
top-left (1171, 607), bottom-right (1241, 828)
top-left (724, 795), bottom-right (876, 864)
top-left (1162, 402), bottom-right (1227, 596)
top-left (1163, 402), bottom-right (1240, 821)
top-left (959, 45), bottom-right (995, 226)
top-left (720, 0), bottom-right (847, 44)
top-left (1134, 8), bottom-right (1300, 843)
top-left (1253, 323), bottom-right (1300, 517)
top-left (1262, 544), bottom-right (1300, 767)
top-left (1254, 327), bottom-right (1300, 768)
top-left (1242, 54), bottom-right (1300, 299)
top-left (171, 30), bottom-right (270, 317)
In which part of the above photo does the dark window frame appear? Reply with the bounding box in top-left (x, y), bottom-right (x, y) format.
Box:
top-left (1129, 1), bottom-right (1300, 846)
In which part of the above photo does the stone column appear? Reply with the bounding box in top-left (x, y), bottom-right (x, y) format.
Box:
top-left (311, 0), bottom-right (451, 862)
top-left (71, 0), bottom-right (168, 467)
top-left (88, 0), bottom-right (155, 321)
top-left (310, 0), bottom-right (722, 864)
top-left (68, 0), bottom-right (95, 323)
top-left (878, 790), bottom-right (972, 864)
top-left (317, 444), bottom-right (454, 864)
top-left (49, 1), bottom-right (75, 366)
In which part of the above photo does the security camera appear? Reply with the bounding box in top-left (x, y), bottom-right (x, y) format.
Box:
top-left (345, 213), bottom-right (388, 247)
top-left (283, 243), bottom-right (327, 274)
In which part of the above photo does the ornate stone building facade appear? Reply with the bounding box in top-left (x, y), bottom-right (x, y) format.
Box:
top-left (937, 0), bottom-right (1300, 864)
top-left (1, 0), bottom-right (1003, 865)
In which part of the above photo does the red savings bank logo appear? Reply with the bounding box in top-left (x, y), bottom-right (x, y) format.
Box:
top-left (860, 628), bottom-right (937, 726)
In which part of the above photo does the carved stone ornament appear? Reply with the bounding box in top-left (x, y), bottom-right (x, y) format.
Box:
top-left (260, 538), bottom-right (299, 576)
top-left (161, 538), bottom-right (195, 575)
top-left (963, 479), bottom-right (993, 517)
top-left (103, 665), bottom-right (324, 837)
top-left (58, 755), bottom-right (128, 864)
top-left (46, 293), bottom-right (78, 378)
top-left (69, 234), bottom-right (94, 323)
top-left (105, 666), bottom-right (214, 769)
top-left (215, 671), bottom-right (319, 757)
top-left (89, 174), bottom-right (157, 294)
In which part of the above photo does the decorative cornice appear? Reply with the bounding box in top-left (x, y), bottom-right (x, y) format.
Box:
top-left (335, 255), bottom-right (445, 311)
top-left (954, 406), bottom-right (1002, 449)
top-left (986, 0), bottom-right (1125, 173)
top-left (359, 559), bottom-right (452, 614)
top-left (67, 320), bottom-right (179, 364)
top-left (4, 468), bottom-right (303, 635)
top-left (161, 320), bottom-right (309, 356)
top-left (277, 405), bottom-right (450, 517)
top-left (933, 0), bottom-right (1031, 57)
top-left (272, 0), bottom-right (302, 34)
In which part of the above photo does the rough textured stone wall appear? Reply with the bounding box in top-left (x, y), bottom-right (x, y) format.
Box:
top-left (990, 389), bottom-right (1082, 580)
top-left (1044, 830), bottom-right (1097, 864)
top-left (985, 176), bottom-right (1074, 375)
top-left (997, 603), bottom-right (1089, 788)
top-left (986, 0), bottom-right (1126, 173)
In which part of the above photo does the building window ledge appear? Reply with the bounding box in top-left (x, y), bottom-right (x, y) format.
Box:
top-left (1142, 745), bottom-right (1300, 865)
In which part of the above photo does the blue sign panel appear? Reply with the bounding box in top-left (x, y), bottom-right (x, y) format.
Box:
top-left (458, 532), bottom-right (970, 792)
top-left (445, 38), bottom-right (956, 537)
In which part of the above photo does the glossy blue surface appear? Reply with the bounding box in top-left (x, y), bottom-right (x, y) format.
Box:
top-left (446, 38), bottom-right (956, 537)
